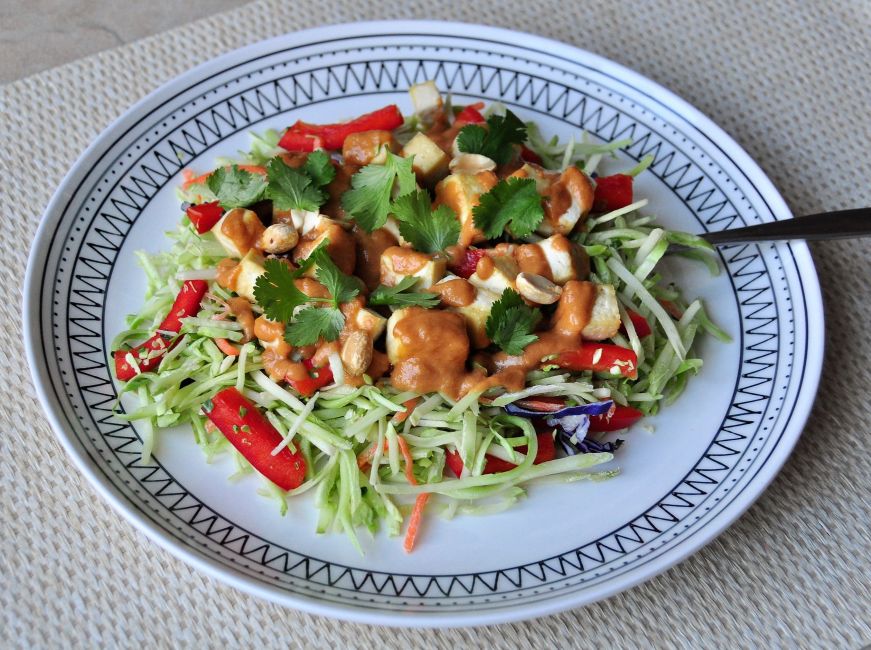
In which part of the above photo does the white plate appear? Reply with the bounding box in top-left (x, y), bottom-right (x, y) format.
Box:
top-left (24, 21), bottom-right (824, 627)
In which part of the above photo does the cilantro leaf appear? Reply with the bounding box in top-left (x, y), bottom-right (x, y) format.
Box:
top-left (472, 177), bottom-right (544, 239)
top-left (285, 307), bottom-right (345, 346)
top-left (253, 259), bottom-right (311, 323)
top-left (341, 151), bottom-right (416, 232)
top-left (207, 165), bottom-right (267, 209)
top-left (369, 276), bottom-right (440, 308)
top-left (390, 189), bottom-right (460, 253)
top-left (486, 288), bottom-right (541, 355)
top-left (310, 247), bottom-right (359, 307)
top-left (265, 156), bottom-right (325, 212)
top-left (456, 110), bottom-right (527, 165)
top-left (303, 150), bottom-right (336, 188)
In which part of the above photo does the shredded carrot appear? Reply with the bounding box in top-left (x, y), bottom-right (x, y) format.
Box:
top-left (391, 397), bottom-right (420, 424)
top-left (215, 338), bottom-right (240, 356)
top-left (356, 439), bottom-right (389, 469)
top-left (396, 435), bottom-right (418, 486)
top-left (181, 164), bottom-right (267, 189)
top-left (403, 492), bottom-right (430, 553)
top-left (659, 299), bottom-right (684, 320)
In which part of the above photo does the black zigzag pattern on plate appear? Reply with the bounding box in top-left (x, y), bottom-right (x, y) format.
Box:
top-left (56, 54), bottom-right (782, 601)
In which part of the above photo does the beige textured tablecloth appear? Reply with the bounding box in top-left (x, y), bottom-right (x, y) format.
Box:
top-left (2, 1), bottom-right (870, 647)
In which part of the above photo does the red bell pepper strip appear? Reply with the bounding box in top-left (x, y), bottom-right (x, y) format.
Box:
top-left (451, 248), bottom-right (486, 279)
top-left (445, 432), bottom-right (556, 477)
top-left (203, 387), bottom-right (306, 490)
top-left (592, 174), bottom-right (634, 212)
top-left (185, 201), bottom-right (224, 234)
top-left (287, 358), bottom-right (333, 397)
top-left (519, 145), bottom-right (544, 165)
top-left (625, 309), bottom-right (652, 338)
top-left (113, 280), bottom-right (208, 381)
top-left (454, 102), bottom-right (485, 125)
top-left (589, 405), bottom-right (643, 432)
top-left (275, 131), bottom-right (324, 153)
top-left (554, 344), bottom-right (639, 379)
top-left (278, 104), bottom-right (404, 152)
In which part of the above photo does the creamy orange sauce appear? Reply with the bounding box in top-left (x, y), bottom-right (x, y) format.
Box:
top-left (515, 243), bottom-right (552, 279)
top-left (352, 225), bottom-right (397, 291)
top-left (382, 246), bottom-right (431, 275)
top-left (428, 278), bottom-right (476, 307)
top-left (227, 297), bottom-right (255, 342)
top-left (292, 222), bottom-right (356, 276)
top-left (215, 258), bottom-right (242, 291)
top-left (220, 208), bottom-right (264, 256)
top-left (390, 282), bottom-right (597, 399)
top-left (322, 163), bottom-right (357, 219)
top-left (342, 130), bottom-right (397, 166)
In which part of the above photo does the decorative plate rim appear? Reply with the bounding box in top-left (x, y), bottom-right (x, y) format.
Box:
top-left (24, 20), bottom-right (825, 627)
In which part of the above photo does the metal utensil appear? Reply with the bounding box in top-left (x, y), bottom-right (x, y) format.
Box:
top-left (699, 208), bottom-right (871, 246)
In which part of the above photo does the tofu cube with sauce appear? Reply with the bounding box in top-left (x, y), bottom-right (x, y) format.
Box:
top-left (233, 250), bottom-right (266, 302)
top-left (292, 217), bottom-right (356, 277)
top-left (468, 253), bottom-right (520, 297)
top-left (342, 130), bottom-right (398, 166)
top-left (402, 133), bottom-right (450, 185)
top-left (210, 208), bottom-right (265, 259)
top-left (353, 307), bottom-right (387, 340)
top-left (380, 246), bottom-right (446, 289)
top-left (434, 172), bottom-right (499, 246)
top-left (449, 285), bottom-right (498, 349)
top-left (533, 234), bottom-right (589, 285)
top-left (582, 283), bottom-right (621, 341)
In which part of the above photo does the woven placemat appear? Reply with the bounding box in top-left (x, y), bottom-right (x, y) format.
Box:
top-left (2, 0), bottom-right (870, 647)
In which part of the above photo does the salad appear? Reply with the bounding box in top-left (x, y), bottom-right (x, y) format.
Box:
top-left (111, 82), bottom-right (727, 553)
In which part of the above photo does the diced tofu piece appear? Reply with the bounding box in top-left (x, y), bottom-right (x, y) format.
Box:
top-left (582, 284), bottom-right (621, 341)
top-left (409, 81), bottom-right (443, 115)
top-left (380, 246), bottom-right (446, 289)
top-left (210, 208), bottom-right (265, 258)
top-left (469, 253), bottom-right (520, 296)
top-left (342, 130), bottom-right (397, 166)
top-left (537, 167), bottom-right (595, 236)
top-left (402, 133), bottom-right (450, 185)
top-left (292, 218), bottom-right (356, 276)
top-left (385, 308), bottom-right (411, 364)
top-left (353, 307), bottom-right (387, 340)
top-left (233, 250), bottom-right (266, 302)
top-left (434, 172), bottom-right (498, 246)
top-left (535, 234), bottom-right (590, 284)
top-left (449, 285), bottom-right (499, 349)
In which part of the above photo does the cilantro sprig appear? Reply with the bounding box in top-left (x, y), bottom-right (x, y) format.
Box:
top-left (253, 242), bottom-right (359, 346)
top-left (369, 277), bottom-right (440, 309)
top-left (341, 151), bottom-right (416, 232)
top-left (456, 110), bottom-right (527, 165)
top-left (485, 288), bottom-right (541, 355)
top-left (265, 154), bottom-right (332, 212)
top-left (207, 165), bottom-right (267, 209)
top-left (390, 189), bottom-right (460, 253)
top-left (472, 177), bottom-right (544, 239)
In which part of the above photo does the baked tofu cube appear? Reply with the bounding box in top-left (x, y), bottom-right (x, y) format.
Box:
top-left (210, 208), bottom-right (265, 258)
top-left (353, 307), bottom-right (387, 340)
top-left (292, 217), bottom-right (356, 277)
top-left (381, 216), bottom-right (410, 247)
top-left (582, 283), bottom-right (621, 341)
top-left (449, 286), bottom-right (498, 349)
top-left (342, 130), bottom-right (398, 166)
top-left (409, 81), bottom-right (443, 115)
top-left (380, 246), bottom-right (446, 289)
top-left (402, 133), bottom-right (450, 185)
top-left (535, 234), bottom-right (590, 284)
top-left (536, 167), bottom-right (595, 236)
top-left (434, 172), bottom-right (498, 246)
top-left (233, 250), bottom-right (266, 302)
top-left (469, 253), bottom-right (520, 296)
top-left (288, 209), bottom-right (322, 234)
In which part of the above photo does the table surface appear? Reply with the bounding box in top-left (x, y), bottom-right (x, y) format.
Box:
top-left (2, 1), bottom-right (870, 648)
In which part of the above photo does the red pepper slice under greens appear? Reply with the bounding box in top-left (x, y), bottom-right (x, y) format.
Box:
top-left (278, 104), bottom-right (404, 152)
